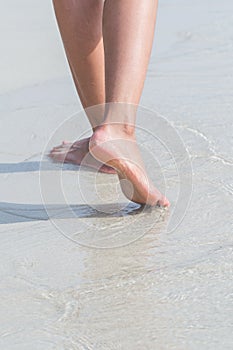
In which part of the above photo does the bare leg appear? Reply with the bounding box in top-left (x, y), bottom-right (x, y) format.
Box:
top-left (90, 0), bottom-right (169, 206)
top-left (49, 0), bottom-right (115, 173)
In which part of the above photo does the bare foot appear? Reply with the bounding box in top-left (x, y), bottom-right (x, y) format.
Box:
top-left (49, 137), bottom-right (116, 174)
top-left (89, 125), bottom-right (170, 207)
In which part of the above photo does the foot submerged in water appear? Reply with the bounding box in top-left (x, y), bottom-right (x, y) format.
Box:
top-left (89, 124), bottom-right (170, 207)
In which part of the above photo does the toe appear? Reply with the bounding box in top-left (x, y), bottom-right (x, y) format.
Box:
top-left (159, 196), bottom-right (170, 207)
top-left (49, 149), bottom-right (58, 157)
top-left (52, 142), bottom-right (72, 151)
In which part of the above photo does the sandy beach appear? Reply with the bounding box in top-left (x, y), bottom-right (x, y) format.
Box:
top-left (1, 0), bottom-right (233, 349)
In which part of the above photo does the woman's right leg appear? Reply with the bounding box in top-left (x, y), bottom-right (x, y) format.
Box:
top-left (49, 0), bottom-right (115, 173)
top-left (90, 0), bottom-right (169, 206)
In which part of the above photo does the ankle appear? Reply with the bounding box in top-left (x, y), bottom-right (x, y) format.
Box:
top-left (102, 103), bottom-right (137, 136)
top-left (98, 123), bottom-right (136, 138)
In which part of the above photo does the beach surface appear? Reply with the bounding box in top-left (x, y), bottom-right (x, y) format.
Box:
top-left (1, 0), bottom-right (233, 349)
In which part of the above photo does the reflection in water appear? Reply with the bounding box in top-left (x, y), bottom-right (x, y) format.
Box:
top-left (44, 219), bottom-right (169, 349)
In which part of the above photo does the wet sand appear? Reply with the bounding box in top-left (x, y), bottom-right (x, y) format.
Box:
top-left (1, 0), bottom-right (233, 349)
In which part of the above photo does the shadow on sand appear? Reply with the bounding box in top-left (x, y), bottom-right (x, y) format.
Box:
top-left (0, 201), bottom-right (149, 225)
top-left (0, 160), bottom-right (156, 224)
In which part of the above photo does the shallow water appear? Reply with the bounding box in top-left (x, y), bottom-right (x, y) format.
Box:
top-left (0, 0), bottom-right (233, 348)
